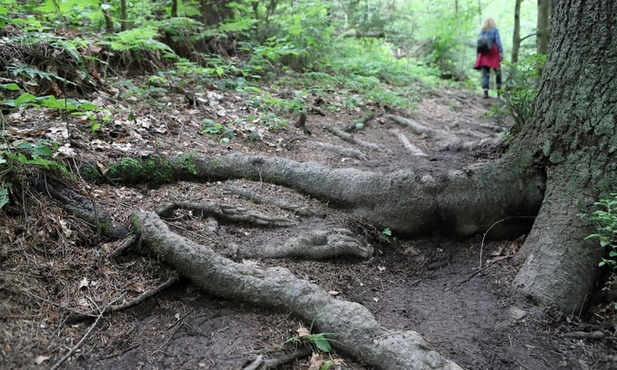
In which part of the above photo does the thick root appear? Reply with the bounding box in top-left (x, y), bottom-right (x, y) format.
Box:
top-left (133, 211), bottom-right (462, 370)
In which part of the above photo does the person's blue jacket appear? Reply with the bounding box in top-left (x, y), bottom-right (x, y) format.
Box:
top-left (481, 27), bottom-right (503, 53)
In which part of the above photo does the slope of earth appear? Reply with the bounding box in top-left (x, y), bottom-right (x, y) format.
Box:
top-left (1, 81), bottom-right (615, 370)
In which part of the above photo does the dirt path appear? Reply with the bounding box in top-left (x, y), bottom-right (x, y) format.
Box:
top-left (1, 86), bottom-right (614, 369)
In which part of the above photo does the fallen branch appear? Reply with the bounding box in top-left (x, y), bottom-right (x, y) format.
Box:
top-left (132, 211), bottom-right (462, 370)
top-left (562, 331), bottom-right (606, 340)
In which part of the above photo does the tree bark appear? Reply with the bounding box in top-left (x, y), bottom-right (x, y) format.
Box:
top-left (120, 0), bottom-right (128, 31)
top-left (171, 0), bottom-right (178, 18)
top-left (511, 0), bottom-right (522, 63)
top-left (535, 0), bottom-right (551, 79)
top-left (512, 0), bottom-right (617, 312)
top-left (132, 211), bottom-right (462, 370)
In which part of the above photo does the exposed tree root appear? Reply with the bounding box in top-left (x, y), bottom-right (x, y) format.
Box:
top-left (388, 114), bottom-right (499, 151)
top-left (95, 153), bottom-right (545, 237)
top-left (240, 228), bottom-right (372, 259)
top-left (226, 185), bottom-right (325, 218)
top-left (313, 141), bottom-right (370, 161)
top-left (35, 178), bottom-right (128, 239)
top-left (132, 210), bottom-right (462, 369)
top-left (243, 348), bottom-right (313, 370)
top-left (323, 124), bottom-right (385, 152)
top-left (342, 110), bottom-right (375, 133)
top-left (388, 114), bottom-right (448, 140)
top-left (389, 128), bottom-right (428, 156)
top-left (156, 201), bottom-right (298, 227)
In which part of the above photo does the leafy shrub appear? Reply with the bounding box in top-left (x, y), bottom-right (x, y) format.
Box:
top-left (486, 54), bottom-right (546, 136)
top-left (0, 139), bottom-right (73, 210)
top-left (584, 194), bottom-right (617, 270)
top-left (583, 193), bottom-right (617, 309)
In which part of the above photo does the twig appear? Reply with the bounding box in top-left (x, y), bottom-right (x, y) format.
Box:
top-left (50, 294), bottom-right (125, 370)
top-left (478, 216), bottom-right (535, 269)
top-left (243, 347), bottom-right (313, 370)
top-left (243, 355), bottom-right (263, 370)
top-left (562, 331), bottom-right (606, 340)
top-left (109, 234), bottom-right (138, 258)
top-left (67, 272), bottom-right (180, 323)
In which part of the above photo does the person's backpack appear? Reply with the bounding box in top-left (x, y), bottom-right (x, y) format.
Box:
top-left (477, 31), bottom-right (492, 54)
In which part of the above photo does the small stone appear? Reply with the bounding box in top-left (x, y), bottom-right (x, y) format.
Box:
top-left (509, 306), bottom-right (527, 321)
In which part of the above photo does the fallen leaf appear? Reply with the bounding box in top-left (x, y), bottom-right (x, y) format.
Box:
top-left (296, 326), bottom-right (310, 338)
top-left (308, 352), bottom-right (325, 370)
top-left (56, 144), bottom-right (76, 158)
top-left (78, 277), bottom-right (90, 289)
top-left (34, 355), bottom-right (50, 364)
top-left (59, 219), bottom-right (72, 237)
top-left (124, 281), bottom-right (145, 293)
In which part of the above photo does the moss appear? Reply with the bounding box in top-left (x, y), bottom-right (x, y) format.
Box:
top-left (179, 153), bottom-right (198, 176)
top-left (542, 140), bottom-right (552, 157)
top-left (143, 157), bottom-right (174, 184)
top-left (98, 156), bottom-right (178, 185)
top-left (549, 151), bottom-right (565, 164)
top-left (81, 163), bottom-right (104, 183)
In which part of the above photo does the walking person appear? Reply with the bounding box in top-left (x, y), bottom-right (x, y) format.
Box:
top-left (474, 18), bottom-right (504, 98)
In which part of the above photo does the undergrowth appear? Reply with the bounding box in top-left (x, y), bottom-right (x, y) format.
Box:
top-left (484, 54), bottom-right (546, 137)
top-left (582, 193), bottom-right (617, 309)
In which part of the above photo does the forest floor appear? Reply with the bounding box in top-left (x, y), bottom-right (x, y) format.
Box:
top-left (1, 80), bottom-right (616, 370)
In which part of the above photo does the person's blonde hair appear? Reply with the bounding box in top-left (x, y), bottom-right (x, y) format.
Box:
top-left (481, 18), bottom-right (497, 31)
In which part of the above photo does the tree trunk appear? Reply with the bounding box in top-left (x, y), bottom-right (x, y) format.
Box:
top-left (200, 0), bottom-right (233, 26)
top-left (512, 0), bottom-right (617, 312)
top-left (511, 0), bottom-right (522, 63)
top-left (535, 0), bottom-right (551, 78)
top-left (120, 0), bottom-right (128, 31)
top-left (171, 0), bottom-right (178, 18)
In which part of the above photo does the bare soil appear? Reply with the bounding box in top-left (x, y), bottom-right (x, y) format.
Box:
top-left (1, 82), bottom-right (616, 370)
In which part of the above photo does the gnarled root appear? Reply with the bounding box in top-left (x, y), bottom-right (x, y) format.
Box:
top-left (132, 210), bottom-right (462, 370)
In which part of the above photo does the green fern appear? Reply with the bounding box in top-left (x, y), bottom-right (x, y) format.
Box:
top-left (103, 26), bottom-right (174, 54)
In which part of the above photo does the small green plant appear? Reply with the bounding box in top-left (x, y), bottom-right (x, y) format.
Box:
top-left (283, 324), bottom-right (335, 353)
top-left (200, 119), bottom-right (235, 142)
top-left (378, 227), bottom-right (394, 242)
top-left (584, 194), bottom-right (617, 270)
top-left (582, 193), bottom-right (617, 310)
top-left (0, 138), bottom-right (74, 210)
